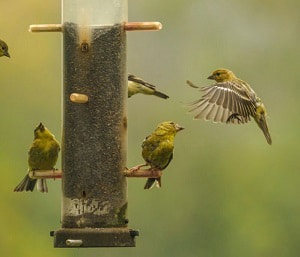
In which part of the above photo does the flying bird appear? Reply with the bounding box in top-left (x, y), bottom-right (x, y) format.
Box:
top-left (188, 68), bottom-right (272, 145)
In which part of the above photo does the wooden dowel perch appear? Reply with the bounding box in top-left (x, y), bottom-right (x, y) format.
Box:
top-left (29, 22), bottom-right (162, 33)
top-left (124, 167), bottom-right (162, 178)
top-left (29, 24), bottom-right (63, 33)
top-left (28, 168), bottom-right (161, 179)
top-left (28, 170), bottom-right (62, 179)
top-left (124, 22), bottom-right (162, 31)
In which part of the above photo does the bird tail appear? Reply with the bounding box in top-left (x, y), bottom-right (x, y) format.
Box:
top-left (37, 179), bottom-right (48, 193)
top-left (14, 174), bottom-right (37, 192)
top-left (144, 177), bottom-right (161, 189)
top-left (255, 114), bottom-right (272, 145)
top-left (153, 91), bottom-right (169, 99)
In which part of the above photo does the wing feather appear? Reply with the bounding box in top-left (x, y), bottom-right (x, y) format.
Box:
top-left (189, 81), bottom-right (257, 124)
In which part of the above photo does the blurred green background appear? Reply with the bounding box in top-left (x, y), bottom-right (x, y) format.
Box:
top-left (1, 0), bottom-right (300, 256)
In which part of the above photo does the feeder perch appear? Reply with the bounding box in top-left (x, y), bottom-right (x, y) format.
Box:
top-left (123, 167), bottom-right (163, 178)
top-left (28, 169), bottom-right (62, 179)
top-left (29, 0), bottom-right (162, 248)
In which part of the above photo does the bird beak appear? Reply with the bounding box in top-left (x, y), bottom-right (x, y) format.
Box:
top-left (4, 52), bottom-right (10, 58)
top-left (175, 124), bottom-right (184, 132)
top-left (207, 74), bottom-right (214, 80)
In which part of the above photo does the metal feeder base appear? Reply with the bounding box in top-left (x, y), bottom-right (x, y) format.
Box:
top-left (51, 227), bottom-right (139, 248)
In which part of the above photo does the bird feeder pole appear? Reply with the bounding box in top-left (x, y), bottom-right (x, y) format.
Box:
top-left (29, 0), bottom-right (162, 248)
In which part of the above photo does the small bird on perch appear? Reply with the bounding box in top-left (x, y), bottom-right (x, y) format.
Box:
top-left (128, 74), bottom-right (169, 99)
top-left (129, 121), bottom-right (184, 189)
top-left (14, 123), bottom-right (60, 193)
top-left (188, 68), bottom-right (272, 145)
top-left (0, 39), bottom-right (10, 58)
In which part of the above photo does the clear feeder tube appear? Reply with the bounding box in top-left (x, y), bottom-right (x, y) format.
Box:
top-left (53, 0), bottom-right (137, 247)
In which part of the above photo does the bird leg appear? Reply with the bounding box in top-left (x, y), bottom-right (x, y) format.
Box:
top-left (123, 164), bottom-right (148, 177)
top-left (52, 168), bottom-right (58, 180)
top-left (128, 163), bottom-right (148, 172)
top-left (226, 113), bottom-right (242, 124)
top-left (147, 167), bottom-right (163, 178)
top-left (123, 165), bottom-right (162, 178)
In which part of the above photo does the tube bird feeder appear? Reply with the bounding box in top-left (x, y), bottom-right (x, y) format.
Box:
top-left (29, 0), bottom-right (162, 248)
top-left (57, 0), bottom-right (133, 247)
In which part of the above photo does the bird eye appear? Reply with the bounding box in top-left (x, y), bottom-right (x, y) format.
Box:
top-left (216, 72), bottom-right (220, 76)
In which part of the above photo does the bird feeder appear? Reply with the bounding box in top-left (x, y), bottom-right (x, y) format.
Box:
top-left (29, 0), bottom-right (162, 248)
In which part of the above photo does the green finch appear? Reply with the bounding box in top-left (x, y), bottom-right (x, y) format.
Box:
top-left (0, 39), bottom-right (10, 57)
top-left (14, 123), bottom-right (60, 193)
top-left (135, 121), bottom-right (184, 189)
top-left (188, 68), bottom-right (272, 145)
top-left (128, 74), bottom-right (169, 99)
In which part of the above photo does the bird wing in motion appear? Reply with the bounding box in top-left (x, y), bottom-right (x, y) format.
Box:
top-left (189, 81), bottom-right (257, 124)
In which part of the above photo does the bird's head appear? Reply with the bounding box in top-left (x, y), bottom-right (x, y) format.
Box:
top-left (155, 121), bottom-right (184, 136)
top-left (34, 122), bottom-right (54, 139)
top-left (0, 40), bottom-right (10, 58)
top-left (207, 68), bottom-right (236, 82)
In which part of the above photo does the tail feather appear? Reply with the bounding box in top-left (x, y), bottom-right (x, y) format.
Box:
top-left (255, 115), bottom-right (272, 145)
top-left (37, 179), bottom-right (48, 193)
top-left (153, 91), bottom-right (169, 99)
top-left (14, 174), bottom-right (37, 192)
top-left (144, 178), bottom-right (161, 189)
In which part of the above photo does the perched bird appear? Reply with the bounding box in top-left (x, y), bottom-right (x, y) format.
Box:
top-left (128, 74), bottom-right (169, 99)
top-left (0, 39), bottom-right (10, 58)
top-left (14, 123), bottom-right (60, 193)
top-left (139, 121), bottom-right (184, 189)
top-left (188, 68), bottom-right (272, 145)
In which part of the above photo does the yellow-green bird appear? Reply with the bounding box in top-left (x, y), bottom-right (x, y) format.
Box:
top-left (128, 74), bottom-right (169, 99)
top-left (14, 123), bottom-right (60, 193)
top-left (0, 39), bottom-right (10, 58)
top-left (141, 121), bottom-right (184, 189)
top-left (188, 68), bottom-right (272, 145)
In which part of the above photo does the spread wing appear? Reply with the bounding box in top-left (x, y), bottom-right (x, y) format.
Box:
top-left (189, 81), bottom-right (257, 124)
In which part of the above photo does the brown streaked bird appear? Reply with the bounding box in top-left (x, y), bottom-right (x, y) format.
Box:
top-left (128, 74), bottom-right (169, 99)
top-left (188, 68), bottom-right (272, 145)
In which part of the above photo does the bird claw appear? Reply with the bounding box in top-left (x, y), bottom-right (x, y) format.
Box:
top-left (52, 168), bottom-right (57, 180)
top-left (226, 113), bottom-right (242, 124)
top-left (129, 164), bottom-right (148, 172)
top-left (147, 167), bottom-right (163, 178)
top-left (123, 164), bottom-right (149, 176)
top-left (123, 165), bottom-right (162, 178)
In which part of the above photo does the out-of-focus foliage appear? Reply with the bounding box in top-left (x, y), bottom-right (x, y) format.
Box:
top-left (1, 1), bottom-right (300, 257)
